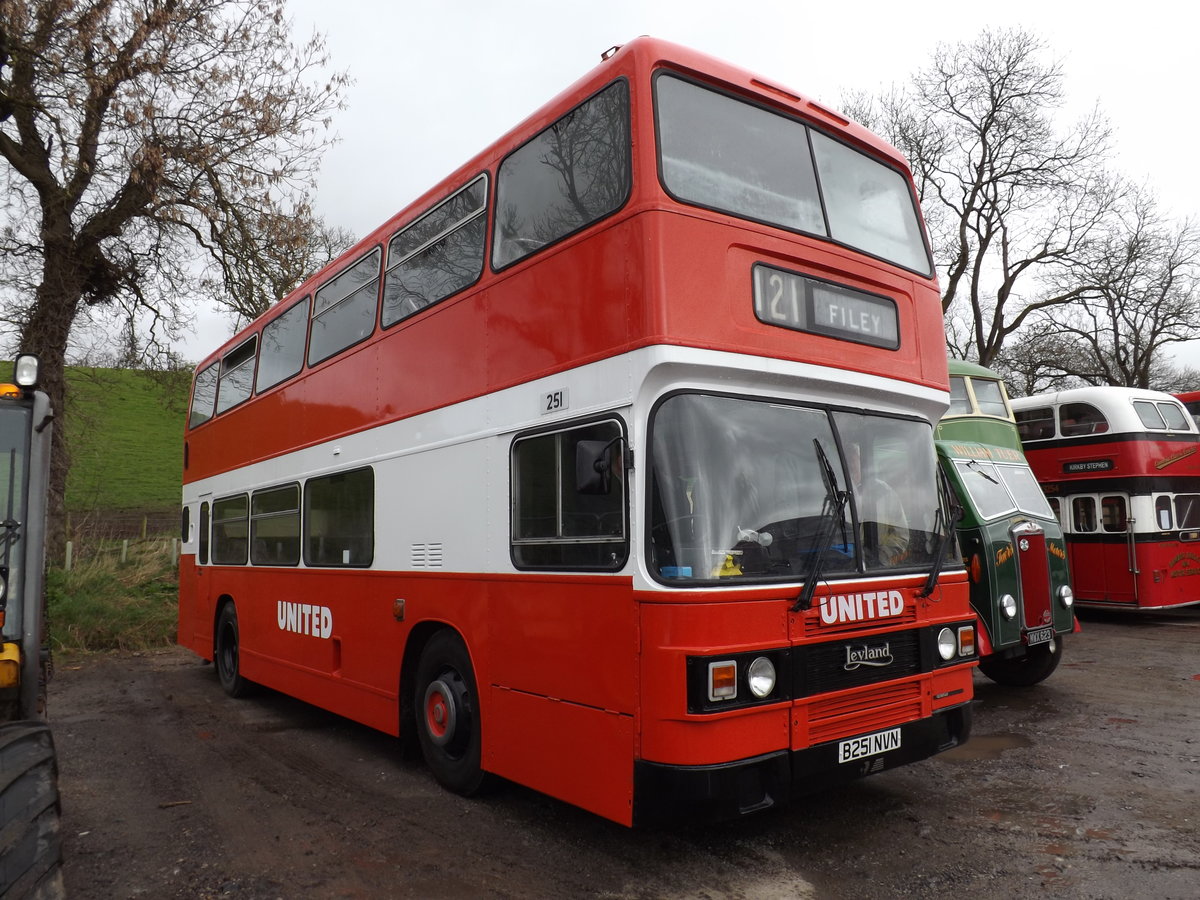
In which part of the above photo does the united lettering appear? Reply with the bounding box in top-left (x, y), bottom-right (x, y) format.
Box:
top-left (819, 590), bottom-right (905, 625)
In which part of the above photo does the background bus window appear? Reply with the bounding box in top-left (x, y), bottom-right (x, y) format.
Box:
top-left (1133, 400), bottom-right (1167, 429)
top-left (1155, 495), bottom-right (1173, 530)
top-left (1174, 493), bottom-right (1200, 529)
top-left (1015, 406), bottom-right (1055, 441)
top-left (308, 249), bottom-right (381, 366)
top-left (1157, 402), bottom-right (1190, 431)
top-left (1059, 403), bottom-right (1108, 437)
top-left (304, 468), bottom-right (374, 567)
top-left (251, 484), bottom-right (301, 566)
top-left (947, 376), bottom-right (971, 414)
top-left (1072, 496), bottom-right (1097, 533)
top-left (972, 379), bottom-right (1009, 417)
top-left (1047, 496), bottom-right (1062, 524)
top-left (212, 495), bottom-right (249, 565)
top-left (1101, 496), bottom-right (1127, 533)
top-left (511, 420), bottom-right (627, 570)
top-left (493, 81), bottom-right (630, 269)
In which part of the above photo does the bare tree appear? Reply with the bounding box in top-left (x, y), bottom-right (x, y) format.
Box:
top-left (846, 28), bottom-right (1118, 366)
top-left (0, 0), bottom-right (348, 533)
top-left (211, 213), bottom-right (358, 325)
top-left (1008, 189), bottom-right (1200, 391)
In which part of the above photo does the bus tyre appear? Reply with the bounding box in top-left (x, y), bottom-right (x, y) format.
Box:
top-left (415, 631), bottom-right (487, 796)
top-left (979, 638), bottom-right (1063, 687)
top-left (215, 603), bottom-right (252, 698)
top-left (0, 722), bottom-right (66, 900)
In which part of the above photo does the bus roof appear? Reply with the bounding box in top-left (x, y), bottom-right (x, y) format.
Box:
top-left (1011, 386), bottom-right (1196, 436)
top-left (947, 359), bottom-right (1002, 380)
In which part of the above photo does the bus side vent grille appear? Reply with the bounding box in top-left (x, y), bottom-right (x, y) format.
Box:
top-left (411, 542), bottom-right (444, 568)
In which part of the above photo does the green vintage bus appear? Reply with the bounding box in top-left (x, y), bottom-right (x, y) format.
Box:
top-left (935, 360), bottom-right (1076, 685)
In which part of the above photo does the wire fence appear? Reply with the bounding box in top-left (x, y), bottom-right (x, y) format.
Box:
top-left (61, 506), bottom-right (180, 570)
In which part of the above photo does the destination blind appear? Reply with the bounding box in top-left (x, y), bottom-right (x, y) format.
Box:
top-left (752, 262), bottom-right (899, 349)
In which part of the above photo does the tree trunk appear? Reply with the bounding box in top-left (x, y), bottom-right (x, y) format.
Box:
top-left (20, 271), bottom-right (83, 562)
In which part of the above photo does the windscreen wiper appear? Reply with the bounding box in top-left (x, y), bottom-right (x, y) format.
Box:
top-left (966, 458), bottom-right (999, 483)
top-left (793, 439), bottom-right (848, 612)
top-left (917, 468), bottom-right (963, 599)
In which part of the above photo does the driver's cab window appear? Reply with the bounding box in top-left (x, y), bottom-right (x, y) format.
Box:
top-left (511, 418), bottom-right (627, 570)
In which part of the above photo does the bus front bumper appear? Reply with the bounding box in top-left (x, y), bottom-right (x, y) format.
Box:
top-left (631, 702), bottom-right (973, 827)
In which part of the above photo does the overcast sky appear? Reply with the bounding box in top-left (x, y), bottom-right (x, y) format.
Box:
top-left (178, 0), bottom-right (1200, 368)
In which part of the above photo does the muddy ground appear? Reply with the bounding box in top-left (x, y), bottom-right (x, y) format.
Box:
top-left (49, 607), bottom-right (1199, 899)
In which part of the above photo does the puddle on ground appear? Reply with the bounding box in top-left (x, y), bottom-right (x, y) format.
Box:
top-left (939, 732), bottom-right (1033, 761)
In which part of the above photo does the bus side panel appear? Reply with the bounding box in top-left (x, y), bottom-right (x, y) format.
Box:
top-left (483, 577), bottom-right (638, 826)
top-left (176, 553), bottom-right (203, 654)
top-left (486, 686), bottom-right (636, 826)
top-left (1066, 539), bottom-right (1135, 605)
top-left (1139, 540), bottom-right (1200, 608)
top-left (486, 577), bottom-right (637, 715)
top-left (213, 568), bottom-right (409, 735)
top-left (485, 219), bottom-right (642, 387)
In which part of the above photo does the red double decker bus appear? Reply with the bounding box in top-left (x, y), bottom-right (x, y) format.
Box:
top-left (1013, 386), bottom-right (1200, 610)
top-left (179, 37), bottom-right (976, 826)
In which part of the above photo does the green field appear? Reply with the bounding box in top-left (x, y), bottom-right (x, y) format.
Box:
top-left (63, 366), bottom-right (189, 520)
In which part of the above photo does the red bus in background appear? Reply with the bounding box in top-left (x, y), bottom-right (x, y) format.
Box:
top-left (179, 37), bottom-right (976, 827)
top-left (1013, 387), bottom-right (1200, 611)
top-left (1175, 391), bottom-right (1200, 425)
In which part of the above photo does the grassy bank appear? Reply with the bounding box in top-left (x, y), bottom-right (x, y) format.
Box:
top-left (65, 365), bottom-right (188, 518)
top-left (46, 540), bottom-right (179, 652)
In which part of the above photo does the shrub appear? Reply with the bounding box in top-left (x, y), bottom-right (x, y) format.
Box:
top-left (46, 540), bottom-right (178, 652)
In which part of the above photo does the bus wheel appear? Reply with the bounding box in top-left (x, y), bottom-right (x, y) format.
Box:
top-left (415, 631), bottom-right (487, 795)
top-left (979, 638), bottom-right (1063, 687)
top-left (215, 603), bottom-right (252, 698)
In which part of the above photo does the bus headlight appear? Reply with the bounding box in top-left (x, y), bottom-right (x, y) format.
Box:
top-left (937, 627), bottom-right (956, 661)
top-left (746, 656), bottom-right (776, 699)
top-left (1058, 585), bottom-right (1074, 608)
top-left (1000, 594), bottom-right (1017, 619)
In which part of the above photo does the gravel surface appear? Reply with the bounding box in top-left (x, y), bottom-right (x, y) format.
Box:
top-left (50, 607), bottom-right (1200, 899)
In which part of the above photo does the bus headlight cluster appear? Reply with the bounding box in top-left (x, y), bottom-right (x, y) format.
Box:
top-left (1000, 593), bottom-right (1017, 619)
top-left (1058, 585), bottom-right (1074, 608)
top-left (937, 625), bottom-right (976, 661)
top-left (706, 655), bottom-right (777, 702)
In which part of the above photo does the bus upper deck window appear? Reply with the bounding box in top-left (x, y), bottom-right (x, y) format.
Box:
top-left (1060, 403), bottom-right (1108, 437)
top-left (1158, 402), bottom-right (1191, 431)
top-left (1015, 407), bottom-right (1054, 441)
top-left (972, 379), bottom-right (1009, 418)
top-left (1133, 400), bottom-right (1173, 430)
top-left (947, 377), bottom-right (971, 415)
